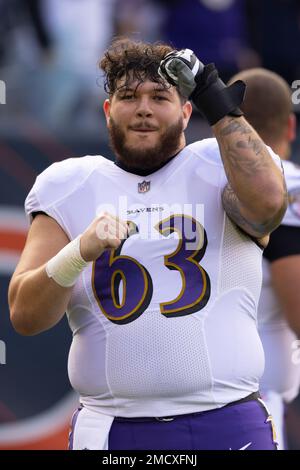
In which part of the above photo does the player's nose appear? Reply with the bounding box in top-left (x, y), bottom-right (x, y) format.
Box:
top-left (135, 96), bottom-right (153, 118)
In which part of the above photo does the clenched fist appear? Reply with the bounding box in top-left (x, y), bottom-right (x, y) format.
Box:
top-left (158, 48), bottom-right (245, 126)
top-left (80, 212), bottom-right (131, 262)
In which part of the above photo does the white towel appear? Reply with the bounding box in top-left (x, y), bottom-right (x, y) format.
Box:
top-left (72, 407), bottom-right (114, 450)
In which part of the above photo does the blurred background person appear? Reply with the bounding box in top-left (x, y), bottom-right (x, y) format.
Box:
top-left (230, 68), bottom-right (300, 450)
top-left (0, 0), bottom-right (117, 131)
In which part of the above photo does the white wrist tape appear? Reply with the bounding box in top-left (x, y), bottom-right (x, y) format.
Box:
top-left (45, 235), bottom-right (89, 287)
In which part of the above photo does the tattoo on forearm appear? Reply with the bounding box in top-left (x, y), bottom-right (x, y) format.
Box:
top-left (216, 117), bottom-right (287, 237)
top-left (236, 138), bottom-right (264, 156)
top-left (219, 120), bottom-right (252, 137)
top-left (218, 143), bottom-right (270, 177)
top-left (222, 184), bottom-right (287, 238)
top-left (214, 118), bottom-right (273, 178)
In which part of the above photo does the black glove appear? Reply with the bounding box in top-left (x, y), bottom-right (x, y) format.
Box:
top-left (158, 48), bottom-right (246, 126)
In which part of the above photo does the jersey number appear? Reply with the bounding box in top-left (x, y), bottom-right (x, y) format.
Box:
top-left (92, 215), bottom-right (211, 324)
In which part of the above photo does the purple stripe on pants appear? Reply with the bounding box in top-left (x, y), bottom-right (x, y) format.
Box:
top-left (68, 405), bottom-right (83, 450)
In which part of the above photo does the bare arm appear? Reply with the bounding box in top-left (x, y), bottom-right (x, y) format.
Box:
top-left (8, 212), bottom-right (128, 336)
top-left (270, 256), bottom-right (300, 338)
top-left (8, 214), bottom-right (73, 336)
top-left (213, 116), bottom-right (287, 238)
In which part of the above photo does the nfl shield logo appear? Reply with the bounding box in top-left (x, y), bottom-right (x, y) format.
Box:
top-left (138, 180), bottom-right (151, 193)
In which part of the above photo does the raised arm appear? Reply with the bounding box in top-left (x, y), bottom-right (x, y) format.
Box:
top-left (9, 212), bottom-right (129, 335)
top-left (158, 49), bottom-right (287, 237)
top-left (213, 116), bottom-right (287, 238)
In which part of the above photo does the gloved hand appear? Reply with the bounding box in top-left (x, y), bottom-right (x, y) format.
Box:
top-left (158, 48), bottom-right (246, 126)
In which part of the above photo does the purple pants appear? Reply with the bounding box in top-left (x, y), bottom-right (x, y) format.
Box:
top-left (69, 399), bottom-right (277, 450)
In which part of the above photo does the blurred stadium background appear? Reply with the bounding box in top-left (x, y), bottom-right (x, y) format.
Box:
top-left (0, 0), bottom-right (300, 449)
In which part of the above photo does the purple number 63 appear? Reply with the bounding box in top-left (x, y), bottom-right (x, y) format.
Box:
top-left (92, 214), bottom-right (211, 324)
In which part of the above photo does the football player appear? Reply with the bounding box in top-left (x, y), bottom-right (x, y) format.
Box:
top-left (230, 68), bottom-right (300, 449)
top-left (8, 39), bottom-right (286, 450)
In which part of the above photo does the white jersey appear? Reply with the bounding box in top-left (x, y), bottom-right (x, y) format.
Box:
top-left (25, 137), bottom-right (277, 417)
top-left (258, 160), bottom-right (300, 402)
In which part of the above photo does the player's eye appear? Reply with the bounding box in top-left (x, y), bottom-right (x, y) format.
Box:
top-left (121, 94), bottom-right (134, 100)
top-left (153, 95), bottom-right (168, 101)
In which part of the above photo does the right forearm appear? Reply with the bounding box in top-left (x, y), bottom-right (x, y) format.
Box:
top-left (9, 212), bottom-right (128, 336)
top-left (9, 265), bottom-right (73, 335)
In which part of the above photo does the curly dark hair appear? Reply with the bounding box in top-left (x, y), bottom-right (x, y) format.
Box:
top-left (99, 37), bottom-right (178, 96)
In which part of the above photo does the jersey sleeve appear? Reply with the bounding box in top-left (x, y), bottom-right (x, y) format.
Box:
top-left (186, 138), bottom-right (283, 189)
top-left (281, 160), bottom-right (300, 227)
top-left (263, 160), bottom-right (300, 262)
top-left (266, 145), bottom-right (283, 171)
top-left (24, 157), bottom-right (93, 237)
top-left (264, 225), bottom-right (300, 262)
top-left (187, 139), bottom-right (282, 168)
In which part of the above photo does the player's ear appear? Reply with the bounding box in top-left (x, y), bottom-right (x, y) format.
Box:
top-left (182, 100), bottom-right (193, 131)
top-left (103, 99), bottom-right (111, 125)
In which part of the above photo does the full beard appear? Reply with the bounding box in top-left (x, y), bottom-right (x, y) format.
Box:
top-left (108, 117), bottom-right (184, 170)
